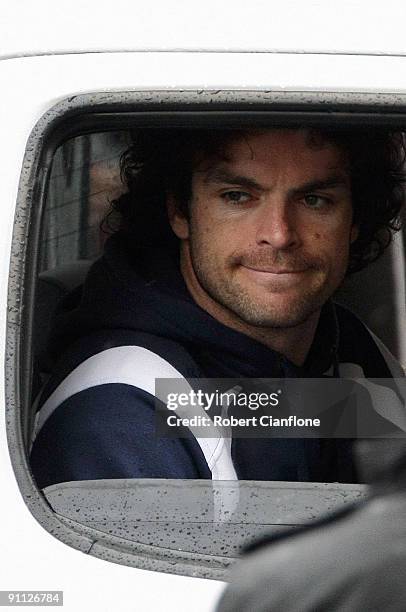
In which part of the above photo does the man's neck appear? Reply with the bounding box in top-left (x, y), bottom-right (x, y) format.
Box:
top-left (227, 314), bottom-right (320, 366)
top-left (180, 252), bottom-right (321, 367)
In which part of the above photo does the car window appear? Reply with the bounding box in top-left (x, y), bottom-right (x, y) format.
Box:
top-left (40, 132), bottom-right (130, 271)
top-left (8, 91), bottom-right (406, 578)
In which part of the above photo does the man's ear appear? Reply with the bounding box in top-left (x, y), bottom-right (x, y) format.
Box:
top-left (166, 194), bottom-right (190, 240)
top-left (350, 224), bottom-right (359, 244)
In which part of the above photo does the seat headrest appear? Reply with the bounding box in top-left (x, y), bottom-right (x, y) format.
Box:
top-left (34, 260), bottom-right (93, 371)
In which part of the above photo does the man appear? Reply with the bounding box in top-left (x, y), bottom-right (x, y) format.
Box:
top-left (30, 127), bottom-right (405, 488)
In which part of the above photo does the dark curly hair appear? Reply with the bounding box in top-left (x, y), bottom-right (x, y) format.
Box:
top-left (103, 127), bottom-right (406, 274)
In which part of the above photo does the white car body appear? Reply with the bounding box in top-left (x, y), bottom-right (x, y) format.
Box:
top-left (1, 1), bottom-right (406, 610)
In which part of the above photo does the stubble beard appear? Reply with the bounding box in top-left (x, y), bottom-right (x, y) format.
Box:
top-left (188, 239), bottom-right (338, 331)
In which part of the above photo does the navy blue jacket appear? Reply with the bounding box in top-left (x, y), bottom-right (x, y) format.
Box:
top-left (30, 234), bottom-right (397, 489)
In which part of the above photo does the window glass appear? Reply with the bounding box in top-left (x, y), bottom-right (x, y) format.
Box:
top-left (10, 101), bottom-right (406, 577)
top-left (40, 132), bottom-right (130, 271)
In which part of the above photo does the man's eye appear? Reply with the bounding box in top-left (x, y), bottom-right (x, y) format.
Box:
top-left (221, 191), bottom-right (252, 204)
top-left (303, 194), bottom-right (331, 209)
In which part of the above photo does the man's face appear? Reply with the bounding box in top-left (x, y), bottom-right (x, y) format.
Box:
top-left (170, 129), bottom-right (357, 329)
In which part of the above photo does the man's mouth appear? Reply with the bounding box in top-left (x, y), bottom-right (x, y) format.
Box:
top-left (241, 265), bottom-right (308, 274)
top-left (239, 264), bottom-right (311, 288)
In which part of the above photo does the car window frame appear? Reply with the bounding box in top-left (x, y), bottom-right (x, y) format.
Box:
top-left (7, 89), bottom-right (406, 578)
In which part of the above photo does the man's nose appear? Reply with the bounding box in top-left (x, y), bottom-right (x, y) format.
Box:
top-left (254, 198), bottom-right (300, 250)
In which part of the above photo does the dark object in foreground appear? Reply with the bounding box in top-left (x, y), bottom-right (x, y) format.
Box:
top-left (217, 440), bottom-right (406, 612)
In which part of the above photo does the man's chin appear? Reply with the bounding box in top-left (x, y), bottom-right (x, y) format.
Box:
top-left (236, 311), bottom-right (318, 329)
top-left (230, 293), bottom-right (327, 329)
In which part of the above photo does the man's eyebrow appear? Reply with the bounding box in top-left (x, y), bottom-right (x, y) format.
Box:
top-left (290, 176), bottom-right (350, 196)
top-left (202, 168), bottom-right (350, 194)
top-left (203, 168), bottom-right (265, 191)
